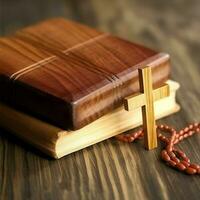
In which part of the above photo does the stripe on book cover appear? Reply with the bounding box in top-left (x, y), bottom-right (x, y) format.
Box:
top-left (10, 33), bottom-right (110, 81)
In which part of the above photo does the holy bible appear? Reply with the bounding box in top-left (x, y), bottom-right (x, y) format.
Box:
top-left (0, 81), bottom-right (179, 158)
top-left (0, 18), bottom-right (170, 130)
top-left (0, 18), bottom-right (180, 158)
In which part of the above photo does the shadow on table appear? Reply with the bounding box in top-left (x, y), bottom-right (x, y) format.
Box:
top-left (0, 127), bottom-right (54, 160)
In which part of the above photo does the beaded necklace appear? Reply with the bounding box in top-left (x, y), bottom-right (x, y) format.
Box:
top-left (116, 123), bottom-right (200, 175)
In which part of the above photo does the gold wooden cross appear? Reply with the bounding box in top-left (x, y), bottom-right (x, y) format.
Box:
top-left (124, 66), bottom-right (170, 150)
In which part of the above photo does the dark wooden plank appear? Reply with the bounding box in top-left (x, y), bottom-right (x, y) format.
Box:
top-left (0, 0), bottom-right (200, 199)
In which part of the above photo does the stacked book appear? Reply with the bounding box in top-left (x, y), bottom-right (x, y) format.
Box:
top-left (0, 18), bottom-right (180, 158)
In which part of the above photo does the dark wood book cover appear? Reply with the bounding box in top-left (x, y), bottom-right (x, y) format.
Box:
top-left (0, 18), bottom-right (171, 130)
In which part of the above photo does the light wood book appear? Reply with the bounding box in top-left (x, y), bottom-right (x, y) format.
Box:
top-left (0, 80), bottom-right (180, 159)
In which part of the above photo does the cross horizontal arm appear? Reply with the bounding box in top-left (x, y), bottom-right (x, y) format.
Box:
top-left (124, 93), bottom-right (145, 111)
top-left (153, 83), bottom-right (170, 101)
top-left (124, 83), bottom-right (169, 111)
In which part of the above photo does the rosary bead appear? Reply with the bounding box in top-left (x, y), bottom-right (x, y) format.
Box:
top-left (168, 152), bottom-right (176, 158)
top-left (179, 130), bottom-right (184, 135)
top-left (176, 163), bottom-right (186, 171)
top-left (163, 138), bottom-right (170, 143)
top-left (188, 131), bottom-right (193, 136)
top-left (138, 130), bottom-right (143, 134)
top-left (171, 128), bottom-right (176, 132)
top-left (185, 167), bottom-right (197, 175)
top-left (171, 133), bottom-right (176, 141)
top-left (175, 149), bottom-right (183, 154)
top-left (128, 137), bottom-right (134, 142)
top-left (184, 157), bottom-right (191, 163)
top-left (194, 123), bottom-right (199, 127)
top-left (181, 161), bottom-right (190, 168)
top-left (168, 160), bottom-right (177, 167)
top-left (175, 134), bottom-right (179, 139)
top-left (184, 127), bottom-right (189, 132)
top-left (161, 151), bottom-right (171, 162)
top-left (180, 152), bottom-right (187, 158)
top-left (171, 157), bottom-right (180, 164)
top-left (166, 146), bottom-right (173, 152)
top-left (162, 150), bottom-right (167, 155)
top-left (160, 125), bottom-right (164, 129)
top-left (134, 132), bottom-right (139, 138)
top-left (189, 124), bottom-right (193, 129)
top-left (190, 164), bottom-right (200, 170)
top-left (160, 136), bottom-right (166, 141)
top-left (165, 125), bottom-right (169, 130)
top-left (169, 127), bottom-right (173, 131)
top-left (174, 139), bottom-right (179, 144)
top-left (179, 135), bottom-right (184, 141)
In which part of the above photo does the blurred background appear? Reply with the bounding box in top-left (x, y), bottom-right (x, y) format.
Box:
top-left (0, 0), bottom-right (199, 118)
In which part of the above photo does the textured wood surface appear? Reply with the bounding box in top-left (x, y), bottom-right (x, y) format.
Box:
top-left (0, 18), bottom-right (170, 130)
top-left (0, 0), bottom-right (200, 200)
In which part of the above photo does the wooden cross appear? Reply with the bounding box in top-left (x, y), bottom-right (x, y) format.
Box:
top-left (124, 66), bottom-right (170, 150)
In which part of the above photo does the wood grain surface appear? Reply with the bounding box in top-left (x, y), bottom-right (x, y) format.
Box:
top-left (0, 0), bottom-right (200, 200)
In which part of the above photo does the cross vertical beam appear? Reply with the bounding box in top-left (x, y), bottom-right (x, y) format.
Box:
top-left (139, 67), bottom-right (157, 150)
top-left (124, 66), bottom-right (170, 150)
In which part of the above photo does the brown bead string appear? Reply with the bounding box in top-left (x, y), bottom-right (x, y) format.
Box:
top-left (115, 123), bottom-right (200, 175)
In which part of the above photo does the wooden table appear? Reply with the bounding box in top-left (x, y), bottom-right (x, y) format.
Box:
top-left (0, 0), bottom-right (200, 199)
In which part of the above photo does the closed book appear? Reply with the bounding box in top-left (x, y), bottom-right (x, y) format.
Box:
top-left (0, 80), bottom-right (180, 158)
top-left (0, 18), bottom-right (170, 130)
